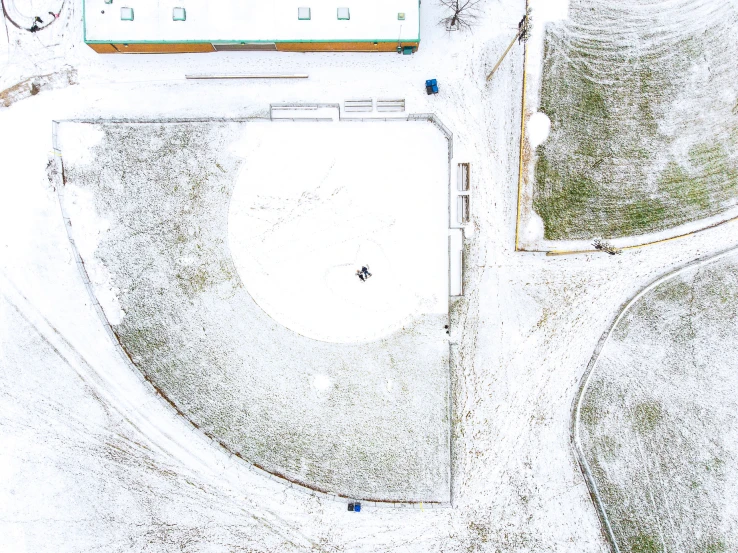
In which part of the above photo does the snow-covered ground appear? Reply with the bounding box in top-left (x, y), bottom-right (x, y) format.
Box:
top-left (2, 0), bottom-right (738, 551)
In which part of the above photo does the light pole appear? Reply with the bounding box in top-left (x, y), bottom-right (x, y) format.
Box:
top-left (486, 9), bottom-right (531, 82)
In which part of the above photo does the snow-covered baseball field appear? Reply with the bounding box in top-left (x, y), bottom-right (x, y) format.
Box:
top-left (55, 119), bottom-right (452, 503)
top-left (2, 0), bottom-right (738, 551)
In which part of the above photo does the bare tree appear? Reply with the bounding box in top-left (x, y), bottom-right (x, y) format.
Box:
top-left (440, 0), bottom-right (483, 31)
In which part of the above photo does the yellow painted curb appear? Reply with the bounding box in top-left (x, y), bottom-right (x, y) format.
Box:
top-left (514, 0), bottom-right (529, 252)
top-left (547, 250), bottom-right (598, 256)
top-left (543, 215), bottom-right (738, 256)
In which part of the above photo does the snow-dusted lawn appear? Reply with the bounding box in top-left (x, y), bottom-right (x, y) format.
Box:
top-left (528, 0), bottom-right (738, 241)
top-left (228, 121), bottom-right (449, 343)
top-left (8, 0), bottom-right (738, 550)
top-left (57, 120), bottom-right (451, 502)
top-left (579, 253), bottom-right (738, 552)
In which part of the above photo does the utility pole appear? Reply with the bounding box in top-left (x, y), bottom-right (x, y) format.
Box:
top-left (486, 10), bottom-right (531, 82)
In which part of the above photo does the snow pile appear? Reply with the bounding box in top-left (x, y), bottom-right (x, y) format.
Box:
top-left (57, 122), bottom-right (125, 325)
top-left (527, 0), bottom-right (569, 81)
top-left (527, 111), bottom-right (550, 149)
top-left (57, 123), bottom-right (103, 166)
top-left (61, 185), bottom-right (125, 325)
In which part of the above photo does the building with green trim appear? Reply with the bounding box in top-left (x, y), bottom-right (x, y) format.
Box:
top-left (84, 0), bottom-right (420, 53)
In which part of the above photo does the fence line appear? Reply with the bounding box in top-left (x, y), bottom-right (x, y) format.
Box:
top-left (186, 74), bottom-right (309, 80)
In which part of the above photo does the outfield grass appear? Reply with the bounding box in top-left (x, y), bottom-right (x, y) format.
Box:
top-left (534, 0), bottom-right (738, 240)
top-left (579, 254), bottom-right (738, 552)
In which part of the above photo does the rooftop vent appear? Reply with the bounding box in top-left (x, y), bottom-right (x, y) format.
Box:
top-left (337, 7), bottom-right (350, 20)
top-left (173, 7), bottom-right (186, 21)
top-left (298, 7), bottom-right (311, 20)
top-left (120, 7), bottom-right (133, 21)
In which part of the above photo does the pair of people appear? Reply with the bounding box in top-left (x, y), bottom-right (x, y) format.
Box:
top-left (30, 12), bottom-right (59, 33)
top-left (356, 265), bottom-right (372, 282)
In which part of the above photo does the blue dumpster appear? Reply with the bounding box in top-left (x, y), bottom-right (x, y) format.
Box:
top-left (425, 79), bottom-right (439, 95)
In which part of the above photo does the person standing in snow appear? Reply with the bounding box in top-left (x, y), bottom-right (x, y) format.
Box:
top-left (356, 269), bottom-right (366, 282)
top-left (361, 266), bottom-right (371, 279)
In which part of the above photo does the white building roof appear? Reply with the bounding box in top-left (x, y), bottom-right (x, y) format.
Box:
top-left (84, 0), bottom-right (420, 43)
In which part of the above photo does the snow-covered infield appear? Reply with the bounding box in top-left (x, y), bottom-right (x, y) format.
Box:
top-left (228, 121), bottom-right (449, 343)
top-left (55, 119), bottom-right (452, 503)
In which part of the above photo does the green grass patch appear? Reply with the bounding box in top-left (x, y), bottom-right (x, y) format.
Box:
top-left (629, 532), bottom-right (663, 553)
top-left (632, 401), bottom-right (663, 434)
top-left (533, 1), bottom-right (738, 239)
